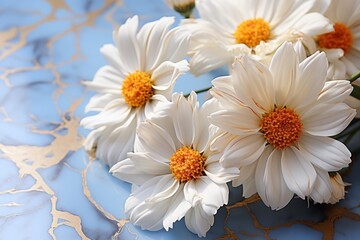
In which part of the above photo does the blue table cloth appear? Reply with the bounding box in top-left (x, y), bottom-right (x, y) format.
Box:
top-left (0, 0), bottom-right (359, 239)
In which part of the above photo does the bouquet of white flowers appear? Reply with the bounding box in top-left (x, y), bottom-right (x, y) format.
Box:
top-left (81, 0), bottom-right (360, 237)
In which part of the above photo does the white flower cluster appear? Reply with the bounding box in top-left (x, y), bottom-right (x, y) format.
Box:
top-left (81, 0), bottom-right (360, 237)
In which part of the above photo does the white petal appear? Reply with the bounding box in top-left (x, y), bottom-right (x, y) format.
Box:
top-left (145, 175), bottom-right (180, 203)
top-left (318, 80), bottom-right (353, 104)
top-left (113, 16), bottom-right (141, 72)
top-left (196, 0), bottom-right (240, 33)
top-left (281, 147), bottom-right (316, 199)
top-left (184, 205), bottom-right (213, 237)
top-left (270, 0), bottom-right (313, 33)
top-left (84, 65), bottom-right (123, 94)
top-left (210, 108), bottom-right (261, 136)
top-left (193, 119), bottom-right (211, 154)
top-left (99, 44), bottom-right (128, 77)
top-left (302, 103), bottom-right (356, 136)
top-left (125, 175), bottom-right (179, 231)
top-left (83, 126), bottom-right (105, 152)
top-left (270, 42), bottom-right (298, 107)
top-left (96, 116), bottom-right (137, 167)
top-left (163, 186), bottom-right (192, 231)
top-left (232, 161), bottom-right (256, 187)
top-left (152, 60), bottom-right (189, 92)
top-left (85, 93), bottom-right (117, 113)
top-left (232, 56), bottom-right (274, 113)
top-left (171, 93), bottom-right (196, 147)
top-left (255, 146), bottom-right (294, 210)
top-left (137, 120), bottom-right (177, 158)
top-left (184, 177), bottom-right (228, 212)
top-left (292, 12), bottom-right (333, 35)
top-left (298, 134), bottom-right (351, 172)
top-left (156, 27), bottom-right (190, 69)
top-left (288, 51), bottom-right (328, 110)
top-left (137, 16), bottom-right (174, 71)
top-left (128, 152), bottom-right (170, 175)
top-left (309, 167), bottom-right (332, 203)
top-left (110, 158), bottom-right (153, 185)
top-left (233, 162), bottom-right (257, 198)
top-left (80, 99), bottom-right (132, 129)
top-left (205, 161), bottom-right (239, 184)
top-left (220, 134), bottom-right (266, 168)
top-left (210, 79), bottom-right (244, 112)
top-left (189, 42), bottom-right (235, 76)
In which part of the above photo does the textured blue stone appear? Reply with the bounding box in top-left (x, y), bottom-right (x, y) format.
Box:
top-left (0, 0), bottom-right (359, 239)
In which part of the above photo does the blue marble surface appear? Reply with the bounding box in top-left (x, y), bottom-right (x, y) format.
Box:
top-left (0, 0), bottom-right (359, 239)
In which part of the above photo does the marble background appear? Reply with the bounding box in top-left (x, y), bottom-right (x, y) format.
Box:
top-left (0, 0), bottom-right (359, 239)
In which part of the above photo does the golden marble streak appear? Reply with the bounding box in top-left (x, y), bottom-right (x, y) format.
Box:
top-left (2, 0), bottom-right (359, 239)
top-left (0, 1), bottom-right (128, 239)
top-left (0, 107), bottom-right (89, 239)
top-left (218, 192), bottom-right (360, 240)
top-left (81, 159), bottom-right (129, 239)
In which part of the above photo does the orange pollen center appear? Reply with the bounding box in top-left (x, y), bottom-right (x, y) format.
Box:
top-left (317, 22), bottom-right (353, 55)
top-left (260, 107), bottom-right (303, 149)
top-left (234, 18), bottom-right (271, 47)
top-left (121, 71), bottom-right (154, 107)
top-left (169, 146), bottom-right (206, 183)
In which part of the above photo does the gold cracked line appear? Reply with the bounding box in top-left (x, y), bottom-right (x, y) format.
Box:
top-left (81, 158), bottom-right (129, 239)
top-left (0, 108), bottom-right (89, 239)
top-left (0, 1), bottom-right (129, 239)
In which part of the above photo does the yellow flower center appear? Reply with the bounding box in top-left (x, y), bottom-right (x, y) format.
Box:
top-left (169, 146), bottom-right (206, 182)
top-left (234, 18), bottom-right (271, 47)
top-left (317, 22), bottom-right (353, 55)
top-left (260, 107), bottom-right (303, 149)
top-left (121, 71), bottom-right (154, 107)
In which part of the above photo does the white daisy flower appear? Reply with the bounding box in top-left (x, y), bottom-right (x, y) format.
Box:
top-left (316, 0), bottom-right (360, 79)
top-left (110, 93), bottom-right (239, 237)
top-left (210, 42), bottom-right (356, 210)
top-left (328, 173), bottom-right (349, 204)
top-left (310, 170), bottom-right (349, 204)
top-left (315, 0), bottom-right (360, 117)
top-left (164, 0), bottom-right (195, 18)
top-left (81, 16), bottom-right (190, 167)
top-left (180, 0), bottom-right (333, 75)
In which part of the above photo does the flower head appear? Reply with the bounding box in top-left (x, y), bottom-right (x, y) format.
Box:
top-left (181, 0), bottom-right (333, 75)
top-left (210, 42), bottom-right (356, 209)
top-left (81, 16), bottom-right (190, 166)
top-left (164, 0), bottom-right (195, 18)
top-left (316, 0), bottom-right (360, 79)
top-left (329, 173), bottom-right (349, 204)
top-left (110, 92), bottom-right (239, 237)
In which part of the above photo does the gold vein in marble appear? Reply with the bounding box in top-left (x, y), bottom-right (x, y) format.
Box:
top-left (0, 0), bottom-right (359, 239)
top-left (82, 159), bottom-right (129, 238)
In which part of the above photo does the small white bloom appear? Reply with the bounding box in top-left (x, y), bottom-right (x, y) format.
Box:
top-left (210, 42), bottom-right (356, 210)
top-left (315, 0), bottom-right (360, 117)
top-left (181, 0), bottom-right (333, 75)
top-left (164, 0), bottom-right (195, 18)
top-left (311, 171), bottom-right (349, 204)
top-left (316, 0), bottom-right (360, 79)
top-left (329, 173), bottom-right (349, 204)
top-left (81, 16), bottom-right (190, 167)
top-left (110, 93), bottom-right (239, 237)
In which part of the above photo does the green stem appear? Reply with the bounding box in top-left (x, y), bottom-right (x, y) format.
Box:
top-left (349, 70), bottom-right (360, 83)
top-left (184, 86), bottom-right (212, 97)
